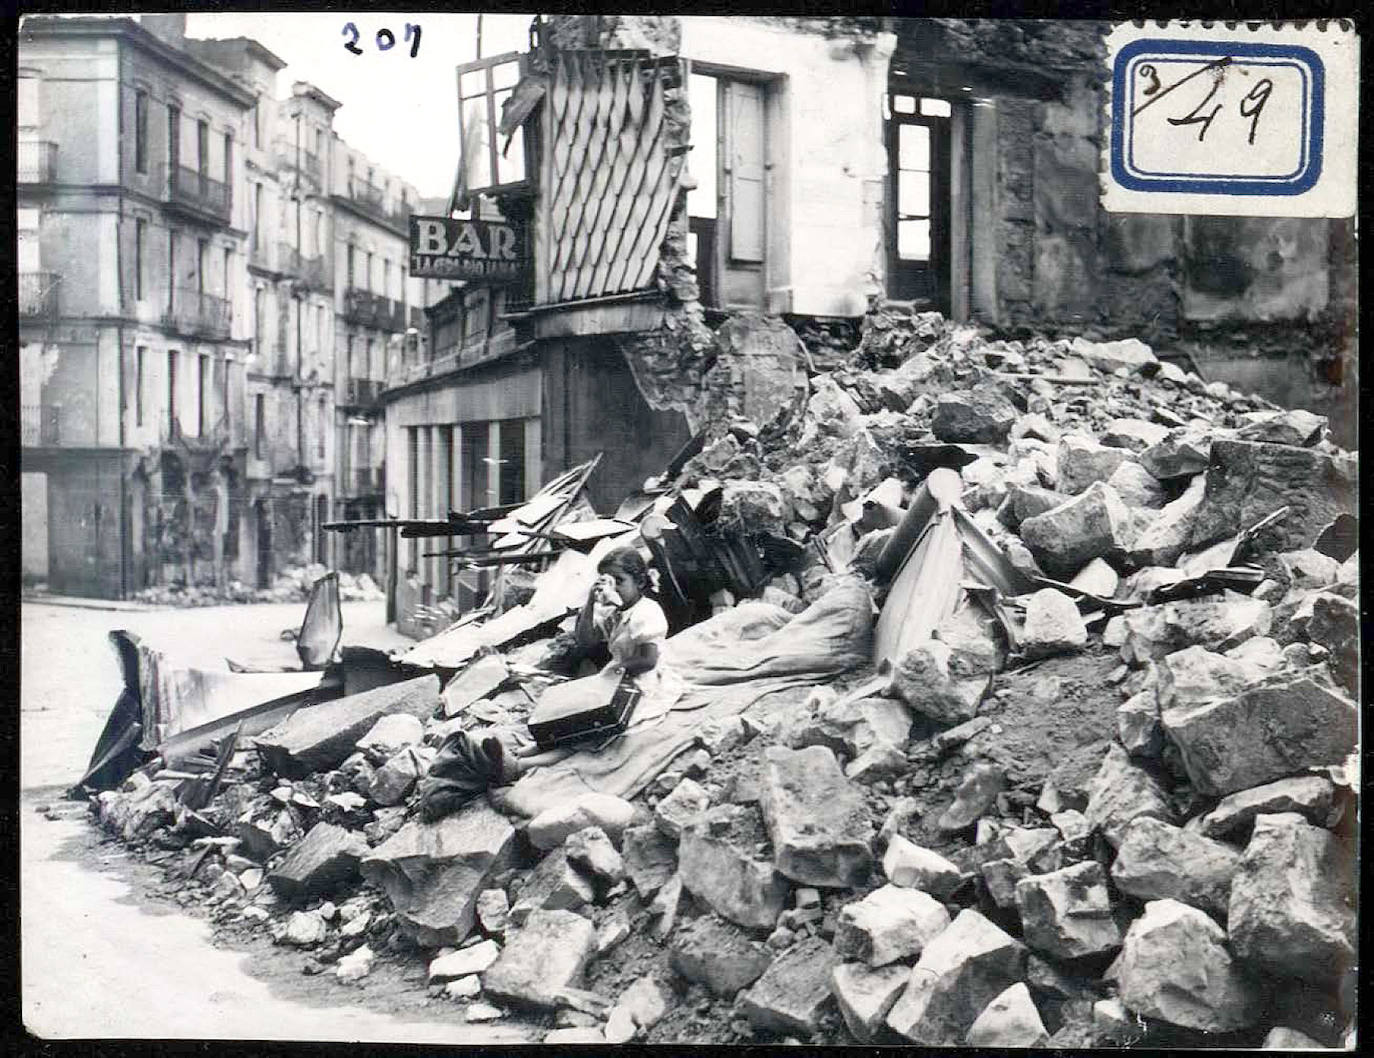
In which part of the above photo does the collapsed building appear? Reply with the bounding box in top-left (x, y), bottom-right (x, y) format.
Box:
top-left (381, 14), bottom-right (1357, 631)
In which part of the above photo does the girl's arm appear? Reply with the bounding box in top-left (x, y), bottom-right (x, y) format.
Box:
top-left (619, 639), bottom-right (659, 677)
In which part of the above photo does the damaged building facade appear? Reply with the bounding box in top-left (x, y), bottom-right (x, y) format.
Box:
top-left (384, 14), bottom-right (1355, 626)
top-left (18, 14), bottom-right (451, 598)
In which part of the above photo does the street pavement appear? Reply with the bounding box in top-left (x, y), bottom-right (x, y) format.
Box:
top-left (21, 599), bottom-right (533, 1043)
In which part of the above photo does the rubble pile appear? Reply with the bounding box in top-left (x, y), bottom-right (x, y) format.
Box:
top-left (132, 566), bottom-right (385, 608)
top-left (73, 303), bottom-right (1357, 1047)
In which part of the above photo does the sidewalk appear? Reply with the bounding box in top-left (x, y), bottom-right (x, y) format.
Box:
top-left (21, 592), bottom-right (160, 613)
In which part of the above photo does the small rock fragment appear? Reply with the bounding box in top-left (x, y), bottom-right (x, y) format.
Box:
top-left (1014, 861), bottom-right (1122, 960)
top-left (965, 982), bottom-right (1050, 1047)
top-left (882, 835), bottom-right (964, 898)
top-left (834, 884), bottom-right (951, 967)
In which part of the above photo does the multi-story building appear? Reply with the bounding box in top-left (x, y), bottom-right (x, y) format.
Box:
top-left (19, 14), bottom-right (255, 598)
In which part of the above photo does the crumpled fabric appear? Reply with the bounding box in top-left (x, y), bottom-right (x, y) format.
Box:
top-left (493, 577), bottom-right (876, 819)
top-left (415, 730), bottom-right (518, 822)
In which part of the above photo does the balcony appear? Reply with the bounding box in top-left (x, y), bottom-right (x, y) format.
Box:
top-left (21, 404), bottom-right (62, 446)
top-left (19, 271), bottom-right (61, 318)
top-left (340, 377), bottom-right (384, 407)
top-left (18, 140), bottom-right (58, 184)
top-left (165, 164), bottom-right (232, 225)
top-left (164, 288), bottom-right (232, 340)
top-left (340, 179), bottom-right (408, 232)
top-left (342, 288), bottom-right (407, 332)
top-left (283, 246), bottom-right (331, 292)
top-left (274, 141), bottom-right (322, 184)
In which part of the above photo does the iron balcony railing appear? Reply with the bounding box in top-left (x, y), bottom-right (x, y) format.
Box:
top-left (341, 377), bottom-right (383, 407)
top-left (283, 246), bottom-right (331, 291)
top-left (18, 140), bottom-right (58, 184)
top-left (346, 179), bottom-right (408, 230)
top-left (164, 288), bottom-right (232, 339)
top-left (166, 164), bottom-right (232, 224)
top-left (21, 403), bottom-right (62, 446)
top-left (274, 141), bottom-right (322, 182)
top-left (342, 288), bottom-right (407, 332)
top-left (19, 271), bottom-right (61, 318)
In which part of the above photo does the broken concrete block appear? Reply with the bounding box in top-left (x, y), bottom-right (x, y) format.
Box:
top-left (1084, 743), bottom-right (1171, 849)
top-left (1014, 861), bottom-right (1122, 960)
top-left (335, 944), bottom-right (374, 982)
top-left (1117, 690), bottom-right (1163, 758)
top-left (885, 909), bottom-right (1027, 1045)
top-left (1307, 592), bottom-right (1359, 693)
top-left (1057, 435), bottom-right (1132, 495)
top-left (356, 713), bottom-right (425, 763)
top-left (679, 822), bottom-right (790, 932)
top-left (1155, 644), bottom-right (1268, 711)
top-left (882, 835), bottom-right (963, 898)
top-left (844, 741), bottom-right (908, 782)
top-left (1119, 593), bottom-right (1272, 665)
top-left (255, 675), bottom-right (440, 779)
top-left (1235, 408), bottom-right (1326, 448)
top-left (1111, 817), bottom-right (1239, 919)
top-left (441, 654), bottom-right (510, 718)
top-left (654, 777), bottom-right (711, 840)
top-left (888, 641), bottom-right (987, 724)
top-left (1021, 588), bottom-right (1088, 659)
top-left (1228, 813), bottom-right (1356, 985)
top-left (668, 914), bottom-right (774, 997)
top-left (463, 1001), bottom-right (503, 1022)
top-left (1137, 430), bottom-right (1211, 480)
top-left (722, 480), bottom-right (787, 536)
top-left (511, 847), bottom-right (595, 920)
top-left (564, 825), bottom-right (624, 896)
top-left (1191, 439), bottom-right (1357, 552)
top-left (1071, 336), bottom-right (1156, 374)
top-left (360, 801), bottom-right (516, 946)
top-left (476, 888), bottom-right (509, 935)
top-left (1128, 473), bottom-right (1207, 566)
top-left (526, 793), bottom-right (635, 851)
top-left (1280, 548), bottom-right (1341, 589)
top-left (1262, 1026), bottom-right (1328, 1049)
top-left (1093, 997), bottom-right (1144, 1043)
top-left (1115, 899), bottom-right (1261, 1032)
top-left (697, 715), bottom-right (746, 756)
top-left (429, 938), bottom-right (501, 981)
top-left (1106, 460), bottom-right (1169, 510)
top-left (740, 936), bottom-right (839, 1037)
top-left (647, 873), bottom-right (684, 940)
top-left (480, 908), bottom-right (597, 1011)
top-left (937, 761), bottom-right (1005, 832)
top-left (281, 909), bottom-right (327, 947)
top-left (931, 715), bottom-right (992, 754)
top-left (620, 822), bottom-right (678, 900)
top-left (1020, 482), bottom-right (1130, 579)
top-left (1068, 556), bottom-right (1120, 597)
top-left (367, 745), bottom-right (431, 808)
top-left (997, 483), bottom-right (1072, 531)
top-left (931, 387), bottom-right (1016, 444)
top-left (760, 745), bottom-right (873, 888)
top-left (1160, 675), bottom-right (1357, 797)
top-left (1198, 776), bottom-right (1336, 841)
top-left (966, 982), bottom-right (1050, 1047)
top-left (266, 822), bottom-right (368, 902)
top-left (603, 977), bottom-right (668, 1042)
top-left (834, 884), bottom-right (951, 967)
top-left (980, 857), bottom-right (1029, 909)
top-left (831, 963), bottom-right (908, 1042)
top-left (1102, 418), bottom-right (1171, 453)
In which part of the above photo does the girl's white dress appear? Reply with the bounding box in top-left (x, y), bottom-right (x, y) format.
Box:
top-left (592, 595), bottom-right (685, 724)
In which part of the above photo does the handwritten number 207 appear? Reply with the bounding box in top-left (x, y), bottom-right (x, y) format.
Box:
top-left (343, 22), bottom-right (421, 58)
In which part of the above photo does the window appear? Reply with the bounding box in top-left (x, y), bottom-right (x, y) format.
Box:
top-left (167, 350), bottom-right (179, 433)
top-left (168, 105), bottom-right (181, 169)
top-left (196, 120), bottom-right (209, 175)
top-left (254, 286), bottom-right (266, 354)
top-left (346, 245), bottom-right (355, 288)
top-left (365, 251), bottom-right (373, 292)
top-left (885, 94), bottom-right (951, 308)
top-left (455, 53), bottom-right (527, 197)
top-left (135, 90), bottom-right (149, 173)
top-left (253, 183), bottom-right (263, 249)
top-left (498, 419), bottom-right (526, 505)
top-left (223, 131), bottom-right (232, 185)
top-left (223, 246), bottom-right (232, 297)
top-left (198, 354), bottom-right (209, 434)
top-left (314, 128), bottom-right (323, 161)
top-left (254, 393), bottom-right (265, 458)
top-left (18, 73), bottom-right (40, 130)
top-left (135, 346), bottom-right (146, 426)
top-left (317, 397), bottom-right (327, 459)
top-left (197, 238), bottom-right (208, 293)
top-left (134, 218), bottom-right (147, 300)
top-left (251, 101), bottom-right (261, 149)
top-left (167, 231), bottom-right (176, 309)
top-left (383, 259), bottom-right (391, 299)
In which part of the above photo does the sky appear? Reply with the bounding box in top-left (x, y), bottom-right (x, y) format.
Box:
top-left (183, 12), bottom-right (532, 199)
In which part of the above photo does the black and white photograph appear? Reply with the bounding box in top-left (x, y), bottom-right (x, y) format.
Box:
top-left (18, 11), bottom-right (1358, 1048)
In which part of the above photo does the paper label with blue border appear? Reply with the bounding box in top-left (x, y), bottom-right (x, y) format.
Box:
top-left (1103, 21), bottom-right (1357, 217)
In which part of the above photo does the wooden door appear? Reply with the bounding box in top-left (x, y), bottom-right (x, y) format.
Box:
top-left (886, 102), bottom-right (951, 310)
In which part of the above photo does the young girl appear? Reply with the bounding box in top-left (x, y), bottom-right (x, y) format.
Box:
top-left (417, 545), bottom-right (682, 819)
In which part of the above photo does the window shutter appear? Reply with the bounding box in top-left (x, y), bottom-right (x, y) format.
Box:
top-left (725, 80), bottom-right (765, 264)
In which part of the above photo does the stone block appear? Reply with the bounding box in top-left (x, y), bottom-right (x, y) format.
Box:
top-left (1235, 409), bottom-right (1326, 447)
top-left (1160, 676), bottom-right (1357, 797)
top-left (1119, 593), bottom-right (1272, 665)
top-left (966, 982), bottom-right (1050, 1047)
top-left (481, 908), bottom-right (597, 1011)
top-left (1020, 482), bottom-right (1131, 579)
top-left (1228, 813), bottom-right (1356, 984)
top-left (1057, 435), bottom-right (1132, 495)
top-left (679, 825), bottom-right (790, 932)
top-left (511, 847), bottom-right (595, 920)
top-left (1021, 588), bottom-right (1088, 659)
top-left (654, 777), bottom-right (710, 840)
top-left (834, 884), bottom-right (951, 967)
top-left (1198, 776), bottom-right (1336, 840)
top-left (931, 387), bottom-right (1017, 444)
top-left (360, 801), bottom-right (516, 946)
top-left (367, 745), bottom-right (431, 808)
top-left (1263, 1026), bottom-right (1328, 1048)
top-left (1155, 644), bottom-right (1268, 710)
top-left (355, 713), bottom-right (425, 762)
top-left (1187, 439), bottom-right (1357, 552)
top-left (1111, 817), bottom-right (1239, 918)
top-left (266, 822), bottom-right (368, 902)
top-left (885, 909), bottom-right (1027, 1045)
top-left (1102, 418), bottom-right (1171, 452)
top-left (1115, 899), bottom-right (1261, 1032)
top-left (740, 936), bottom-right (839, 1037)
top-left (997, 484), bottom-right (1072, 531)
top-left (1117, 690), bottom-right (1163, 758)
top-left (882, 835), bottom-right (964, 898)
top-left (1084, 743), bottom-right (1171, 848)
top-left (526, 793), bottom-right (635, 851)
top-left (255, 675), bottom-right (441, 779)
top-left (831, 963), bottom-right (908, 1042)
top-left (888, 641), bottom-right (988, 724)
top-left (429, 938), bottom-right (501, 981)
top-left (937, 761), bottom-right (1005, 832)
top-left (1070, 336), bottom-right (1156, 374)
top-left (1069, 556), bottom-right (1121, 596)
top-left (1128, 473), bottom-right (1206, 566)
top-left (621, 822), bottom-right (678, 900)
top-left (1014, 861), bottom-right (1122, 960)
top-left (981, 857), bottom-right (1030, 909)
top-left (1107, 461), bottom-right (1169, 509)
top-left (1137, 430), bottom-right (1211, 480)
top-left (564, 825), bottom-right (624, 895)
top-left (476, 888), bottom-right (509, 934)
top-left (760, 745), bottom-right (873, 888)
top-left (668, 914), bottom-right (774, 997)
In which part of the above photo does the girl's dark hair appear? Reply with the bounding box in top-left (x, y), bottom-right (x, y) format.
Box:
top-left (597, 545), bottom-right (652, 589)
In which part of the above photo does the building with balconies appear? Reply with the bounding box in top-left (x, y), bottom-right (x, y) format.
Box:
top-left (18, 13), bottom-right (256, 598)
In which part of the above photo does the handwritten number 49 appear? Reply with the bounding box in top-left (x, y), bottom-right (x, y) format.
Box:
top-left (343, 22), bottom-right (421, 58)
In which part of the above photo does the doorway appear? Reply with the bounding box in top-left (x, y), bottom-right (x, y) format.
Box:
top-left (886, 94), bottom-right (952, 311)
top-left (255, 498), bottom-right (272, 588)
